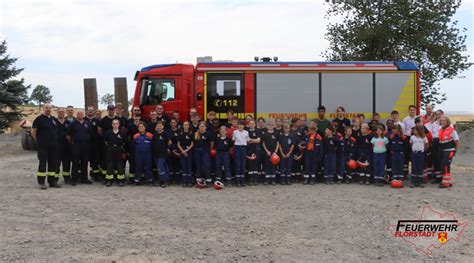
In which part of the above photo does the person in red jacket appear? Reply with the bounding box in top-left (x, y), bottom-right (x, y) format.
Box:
top-left (438, 116), bottom-right (460, 188)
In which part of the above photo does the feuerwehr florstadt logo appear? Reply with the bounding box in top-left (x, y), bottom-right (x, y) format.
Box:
top-left (386, 206), bottom-right (467, 257)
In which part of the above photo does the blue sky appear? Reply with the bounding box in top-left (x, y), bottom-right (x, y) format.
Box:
top-left (0, 0), bottom-right (472, 113)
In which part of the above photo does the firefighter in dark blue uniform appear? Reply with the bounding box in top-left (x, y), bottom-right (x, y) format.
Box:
top-left (67, 110), bottom-right (93, 185)
top-left (103, 119), bottom-right (126, 187)
top-left (167, 118), bottom-right (182, 184)
top-left (85, 106), bottom-right (102, 182)
top-left (99, 105), bottom-right (122, 182)
top-left (32, 104), bottom-right (60, 189)
top-left (54, 107), bottom-right (71, 184)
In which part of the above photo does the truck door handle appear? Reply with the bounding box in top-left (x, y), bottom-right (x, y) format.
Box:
top-left (197, 93), bottom-right (203, 101)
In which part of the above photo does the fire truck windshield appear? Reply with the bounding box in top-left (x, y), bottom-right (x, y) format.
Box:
top-left (140, 78), bottom-right (175, 106)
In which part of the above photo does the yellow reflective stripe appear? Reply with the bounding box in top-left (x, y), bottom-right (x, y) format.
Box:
top-left (105, 174), bottom-right (114, 180)
top-left (37, 172), bottom-right (47, 177)
top-left (101, 170), bottom-right (107, 175)
top-left (128, 173), bottom-right (135, 178)
top-left (55, 173), bottom-right (60, 178)
top-left (92, 170), bottom-right (101, 173)
top-left (117, 174), bottom-right (125, 180)
top-left (63, 172), bottom-right (70, 176)
top-left (47, 172), bottom-right (56, 176)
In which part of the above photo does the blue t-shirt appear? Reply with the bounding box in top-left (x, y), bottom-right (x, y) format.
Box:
top-left (371, 137), bottom-right (388, 153)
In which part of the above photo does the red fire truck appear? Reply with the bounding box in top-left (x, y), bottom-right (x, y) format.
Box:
top-left (132, 58), bottom-right (420, 121)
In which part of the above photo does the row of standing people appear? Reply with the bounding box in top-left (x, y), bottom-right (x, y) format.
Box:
top-left (32, 103), bottom-right (459, 189)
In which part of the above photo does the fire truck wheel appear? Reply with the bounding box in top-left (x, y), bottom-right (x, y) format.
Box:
top-left (26, 132), bottom-right (37, 151)
top-left (21, 132), bottom-right (30, 150)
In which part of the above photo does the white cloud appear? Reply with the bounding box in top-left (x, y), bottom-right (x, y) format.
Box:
top-left (1, 0), bottom-right (330, 64)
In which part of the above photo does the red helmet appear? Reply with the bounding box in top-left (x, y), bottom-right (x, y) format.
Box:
top-left (270, 154), bottom-right (280, 165)
top-left (213, 181), bottom-right (224, 190)
top-left (247, 153), bottom-right (257, 160)
top-left (357, 160), bottom-right (369, 168)
top-left (196, 178), bottom-right (207, 189)
top-left (346, 159), bottom-right (358, 170)
top-left (210, 149), bottom-right (217, 158)
top-left (391, 180), bottom-right (404, 188)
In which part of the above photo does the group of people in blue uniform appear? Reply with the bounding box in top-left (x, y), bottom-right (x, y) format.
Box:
top-left (31, 102), bottom-right (460, 190)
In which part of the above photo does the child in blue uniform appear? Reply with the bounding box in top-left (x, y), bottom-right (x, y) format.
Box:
top-left (246, 120), bottom-right (261, 185)
top-left (103, 119), bottom-right (126, 187)
top-left (167, 118), bottom-right (181, 184)
top-left (177, 121), bottom-right (194, 187)
top-left (194, 121), bottom-right (214, 186)
top-left (152, 121), bottom-right (171, 187)
top-left (323, 127), bottom-right (339, 184)
top-left (339, 127), bottom-right (356, 184)
top-left (133, 122), bottom-right (154, 186)
top-left (279, 124), bottom-right (295, 185)
top-left (303, 125), bottom-right (323, 185)
top-left (214, 126), bottom-right (233, 183)
top-left (356, 123), bottom-right (373, 185)
top-left (290, 118), bottom-right (305, 183)
top-left (371, 126), bottom-right (389, 186)
top-left (389, 124), bottom-right (405, 182)
top-left (262, 121), bottom-right (280, 185)
top-left (256, 117), bottom-right (267, 179)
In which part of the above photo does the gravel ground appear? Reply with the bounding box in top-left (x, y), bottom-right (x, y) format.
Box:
top-left (0, 132), bottom-right (473, 262)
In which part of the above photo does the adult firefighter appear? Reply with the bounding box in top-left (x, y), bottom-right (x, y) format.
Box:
top-left (85, 105), bottom-right (102, 182)
top-left (31, 104), bottom-right (60, 189)
top-left (67, 110), bottom-right (93, 185)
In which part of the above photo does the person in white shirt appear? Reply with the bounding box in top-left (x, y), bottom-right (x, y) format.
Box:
top-left (409, 126), bottom-right (429, 188)
top-left (402, 105), bottom-right (417, 136)
top-left (427, 109), bottom-right (445, 182)
top-left (401, 105), bottom-right (417, 175)
top-left (390, 110), bottom-right (405, 133)
top-left (232, 121), bottom-right (250, 186)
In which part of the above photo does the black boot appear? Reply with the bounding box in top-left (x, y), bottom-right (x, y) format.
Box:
top-left (64, 176), bottom-right (71, 185)
top-left (49, 181), bottom-right (61, 188)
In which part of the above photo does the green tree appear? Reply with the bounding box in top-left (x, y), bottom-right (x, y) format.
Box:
top-left (7, 80), bottom-right (31, 103)
top-left (324, 0), bottom-right (471, 108)
top-left (30, 85), bottom-right (53, 107)
top-left (100, 93), bottom-right (114, 106)
top-left (0, 40), bottom-right (29, 131)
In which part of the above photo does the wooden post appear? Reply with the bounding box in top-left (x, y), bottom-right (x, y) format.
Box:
top-left (83, 78), bottom-right (98, 110)
top-left (114, 77), bottom-right (128, 116)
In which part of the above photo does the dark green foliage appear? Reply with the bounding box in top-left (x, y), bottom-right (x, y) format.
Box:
top-left (324, 0), bottom-right (471, 108)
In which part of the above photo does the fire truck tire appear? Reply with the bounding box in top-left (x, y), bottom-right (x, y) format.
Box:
top-left (21, 132), bottom-right (30, 150)
top-left (27, 132), bottom-right (37, 151)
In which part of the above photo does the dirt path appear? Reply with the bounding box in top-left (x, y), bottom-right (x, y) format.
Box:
top-left (0, 138), bottom-right (473, 262)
